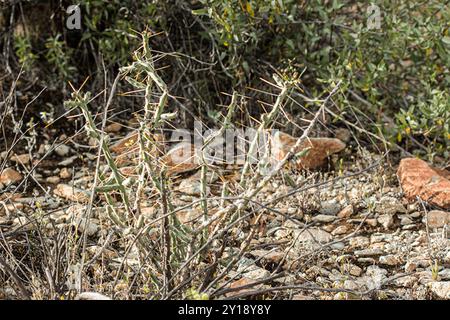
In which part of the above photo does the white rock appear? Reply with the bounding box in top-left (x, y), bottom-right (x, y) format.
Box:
top-left (429, 282), bottom-right (450, 299)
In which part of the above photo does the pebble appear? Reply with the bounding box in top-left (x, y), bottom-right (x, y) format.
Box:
top-left (60, 168), bottom-right (72, 179)
top-left (72, 217), bottom-right (99, 236)
top-left (319, 200), bottom-right (341, 215)
top-left (337, 205), bottom-right (354, 218)
top-left (54, 184), bottom-right (91, 203)
top-left (0, 168), bottom-right (23, 185)
top-left (426, 210), bottom-right (449, 229)
top-left (10, 153), bottom-right (31, 164)
top-left (354, 248), bottom-right (384, 257)
top-left (312, 214), bottom-right (338, 223)
top-left (377, 214), bottom-right (394, 230)
top-left (379, 255), bottom-right (401, 266)
top-left (55, 145), bottom-right (70, 157)
top-left (332, 225), bottom-right (348, 235)
top-left (294, 228), bottom-right (332, 246)
top-left (46, 176), bottom-right (61, 184)
top-left (429, 281), bottom-right (450, 299)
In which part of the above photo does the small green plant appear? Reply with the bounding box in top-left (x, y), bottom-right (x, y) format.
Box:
top-left (14, 35), bottom-right (37, 71)
top-left (45, 34), bottom-right (75, 79)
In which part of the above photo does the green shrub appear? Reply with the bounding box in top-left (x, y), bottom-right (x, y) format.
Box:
top-left (4, 0), bottom-right (449, 158)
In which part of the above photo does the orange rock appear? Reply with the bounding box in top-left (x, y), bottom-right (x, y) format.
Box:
top-left (0, 168), bottom-right (23, 185)
top-left (162, 142), bottom-right (199, 176)
top-left (397, 158), bottom-right (450, 209)
top-left (270, 131), bottom-right (346, 169)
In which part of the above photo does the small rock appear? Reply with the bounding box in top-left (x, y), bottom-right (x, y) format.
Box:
top-left (105, 122), bottom-right (122, 133)
top-left (60, 168), bottom-right (72, 179)
top-left (426, 210), bottom-right (449, 229)
top-left (46, 176), bottom-right (61, 184)
top-left (400, 216), bottom-right (414, 225)
top-left (332, 225), bottom-right (348, 236)
top-left (393, 275), bottom-right (417, 288)
top-left (335, 128), bottom-right (351, 143)
top-left (377, 214), bottom-right (394, 230)
top-left (379, 255), bottom-right (401, 266)
top-left (312, 214), bottom-right (338, 223)
top-left (10, 153), bottom-right (31, 164)
top-left (294, 228), bottom-right (332, 245)
top-left (0, 168), bottom-right (23, 185)
top-left (54, 184), bottom-right (90, 203)
top-left (72, 218), bottom-right (99, 236)
top-left (337, 205), bottom-right (354, 218)
top-left (354, 248), bottom-right (384, 257)
top-left (55, 145), bottom-right (70, 157)
top-left (349, 236), bottom-right (370, 248)
top-left (319, 200), bottom-right (341, 215)
top-left (429, 281), bottom-right (450, 299)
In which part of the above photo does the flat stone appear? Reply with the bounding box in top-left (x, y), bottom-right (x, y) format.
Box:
top-left (312, 214), bottom-right (338, 223)
top-left (0, 168), bottom-right (23, 185)
top-left (10, 153), bottom-right (31, 164)
top-left (354, 248), bottom-right (384, 257)
top-left (337, 205), bottom-right (354, 218)
top-left (46, 176), bottom-right (61, 184)
top-left (397, 158), bottom-right (450, 209)
top-left (269, 131), bottom-right (346, 170)
top-left (379, 255), bottom-right (401, 266)
top-left (294, 228), bottom-right (332, 245)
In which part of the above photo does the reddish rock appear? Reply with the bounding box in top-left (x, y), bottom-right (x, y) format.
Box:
top-left (270, 131), bottom-right (346, 170)
top-left (162, 142), bottom-right (199, 176)
top-left (0, 168), bottom-right (23, 185)
top-left (397, 158), bottom-right (450, 209)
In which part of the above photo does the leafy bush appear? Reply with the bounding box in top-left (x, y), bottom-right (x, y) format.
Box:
top-left (2, 0), bottom-right (449, 158)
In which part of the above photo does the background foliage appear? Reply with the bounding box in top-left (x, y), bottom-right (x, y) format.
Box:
top-left (1, 0), bottom-right (449, 159)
